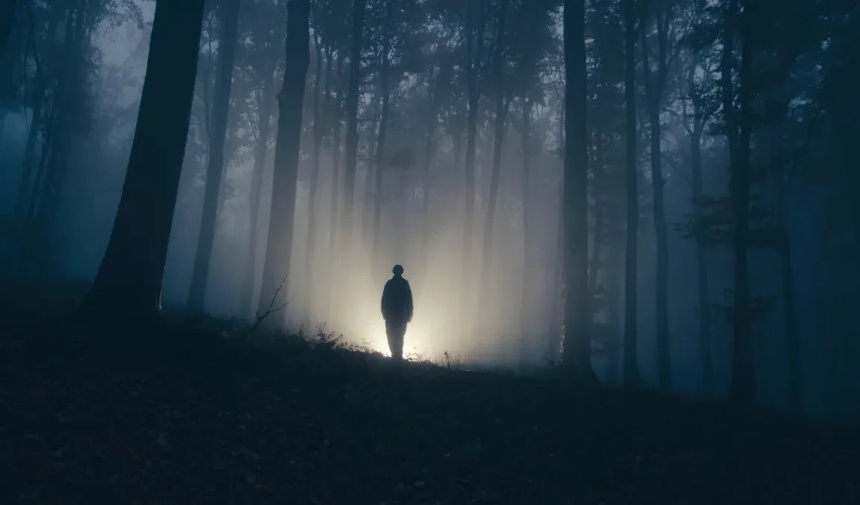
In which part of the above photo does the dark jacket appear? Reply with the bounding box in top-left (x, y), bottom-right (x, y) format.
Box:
top-left (381, 275), bottom-right (413, 324)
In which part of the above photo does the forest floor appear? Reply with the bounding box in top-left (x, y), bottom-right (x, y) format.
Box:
top-left (1, 281), bottom-right (859, 504)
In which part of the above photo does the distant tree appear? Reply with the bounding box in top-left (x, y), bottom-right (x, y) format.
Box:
top-left (640, 0), bottom-right (680, 392)
top-left (477, 0), bottom-right (511, 339)
top-left (463, 0), bottom-right (487, 277)
top-left (676, 0), bottom-right (720, 398)
top-left (622, 0), bottom-right (641, 388)
top-left (257, 0), bottom-right (312, 325)
top-left (371, 0), bottom-right (394, 273)
top-left (188, 0), bottom-right (242, 313)
top-left (341, 0), bottom-right (367, 249)
top-left (301, 25), bottom-right (330, 324)
top-left (77, 0), bottom-right (206, 321)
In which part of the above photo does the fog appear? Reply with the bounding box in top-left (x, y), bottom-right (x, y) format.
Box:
top-left (1, 0), bottom-right (859, 421)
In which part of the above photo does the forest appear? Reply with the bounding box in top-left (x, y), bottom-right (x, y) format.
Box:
top-left (0, 0), bottom-right (859, 501)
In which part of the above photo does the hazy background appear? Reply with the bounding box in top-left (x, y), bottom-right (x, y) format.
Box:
top-left (1, 0), bottom-right (858, 420)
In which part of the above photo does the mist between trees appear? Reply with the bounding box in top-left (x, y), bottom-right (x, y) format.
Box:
top-left (0, 0), bottom-right (858, 421)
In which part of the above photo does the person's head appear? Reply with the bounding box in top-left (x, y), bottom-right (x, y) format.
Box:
top-left (392, 264), bottom-right (404, 277)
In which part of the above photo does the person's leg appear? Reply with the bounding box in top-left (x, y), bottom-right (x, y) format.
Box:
top-left (393, 323), bottom-right (406, 360)
top-left (385, 320), bottom-right (397, 358)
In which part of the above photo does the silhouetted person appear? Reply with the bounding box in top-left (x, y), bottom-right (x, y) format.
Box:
top-left (381, 264), bottom-right (413, 360)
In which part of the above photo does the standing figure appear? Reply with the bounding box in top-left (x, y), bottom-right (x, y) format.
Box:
top-left (381, 264), bottom-right (413, 360)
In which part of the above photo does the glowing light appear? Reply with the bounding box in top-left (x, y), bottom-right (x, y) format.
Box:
top-left (364, 321), bottom-right (391, 357)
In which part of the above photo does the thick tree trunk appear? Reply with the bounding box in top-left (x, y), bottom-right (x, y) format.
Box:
top-left (622, 0), bottom-right (640, 388)
top-left (341, 0), bottom-right (366, 251)
top-left (561, 0), bottom-right (594, 380)
top-left (0, 0), bottom-right (17, 61)
top-left (302, 35), bottom-right (327, 323)
top-left (77, 0), bottom-right (206, 322)
top-left (256, 0), bottom-right (311, 325)
top-left (726, 0), bottom-right (756, 405)
top-left (187, 0), bottom-right (241, 313)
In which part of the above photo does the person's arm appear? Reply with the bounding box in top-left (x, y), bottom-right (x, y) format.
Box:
top-left (381, 282), bottom-right (390, 319)
top-left (405, 282), bottom-right (414, 322)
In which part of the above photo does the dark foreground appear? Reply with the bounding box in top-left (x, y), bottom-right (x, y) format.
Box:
top-left (1, 315), bottom-right (858, 504)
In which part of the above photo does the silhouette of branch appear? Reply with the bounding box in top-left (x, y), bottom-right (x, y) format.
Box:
top-left (243, 275), bottom-right (289, 337)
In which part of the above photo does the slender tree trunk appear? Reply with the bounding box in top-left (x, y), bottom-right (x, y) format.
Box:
top-left (548, 184), bottom-right (564, 362)
top-left (243, 79), bottom-right (275, 319)
top-left (188, 0), bottom-right (241, 312)
top-left (726, 0), bottom-right (756, 405)
top-left (363, 84), bottom-right (382, 247)
top-left (690, 128), bottom-right (714, 399)
top-left (623, 0), bottom-right (640, 388)
top-left (15, 92), bottom-right (43, 218)
top-left (641, 3), bottom-right (671, 392)
top-left (589, 189), bottom-right (605, 300)
top-left (372, 0), bottom-right (393, 274)
top-left (519, 94), bottom-right (533, 367)
top-left (77, 0), bottom-right (206, 322)
top-left (326, 54), bottom-right (344, 318)
top-left (421, 65), bottom-right (439, 271)
top-left (256, 0), bottom-right (311, 325)
top-left (479, 0), bottom-right (509, 329)
top-left (37, 1), bottom-right (85, 228)
top-left (464, 0), bottom-right (485, 274)
top-left (302, 34), bottom-right (326, 323)
top-left (561, 0), bottom-right (594, 380)
top-left (776, 183), bottom-right (801, 412)
top-left (341, 0), bottom-right (366, 252)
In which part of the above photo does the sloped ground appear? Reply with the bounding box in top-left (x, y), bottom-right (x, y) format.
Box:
top-left (0, 298), bottom-right (858, 504)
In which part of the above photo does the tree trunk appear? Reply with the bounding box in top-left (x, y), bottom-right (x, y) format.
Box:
top-left (77, 0), bottom-right (206, 322)
top-left (561, 0), bottom-right (594, 380)
top-left (463, 0), bottom-right (485, 274)
top-left (519, 94), bottom-right (533, 368)
top-left (341, 0), bottom-right (366, 252)
top-left (479, 0), bottom-right (509, 332)
top-left (421, 65), bottom-right (439, 272)
top-left (622, 0), bottom-right (640, 388)
top-left (302, 33), bottom-right (327, 323)
top-left (640, 3), bottom-right (671, 392)
top-left (326, 54), bottom-right (345, 318)
top-left (36, 1), bottom-right (86, 229)
top-left (690, 129), bottom-right (715, 399)
top-left (776, 184), bottom-right (801, 412)
top-left (187, 0), bottom-right (241, 313)
top-left (256, 0), bottom-right (311, 325)
top-left (727, 0), bottom-right (755, 405)
top-left (372, 0), bottom-right (393, 275)
top-left (242, 79), bottom-right (275, 319)
top-left (15, 90), bottom-right (43, 218)
top-left (0, 0), bottom-right (17, 61)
